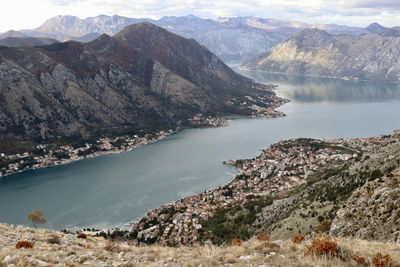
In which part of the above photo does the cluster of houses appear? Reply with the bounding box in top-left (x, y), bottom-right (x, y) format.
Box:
top-left (188, 114), bottom-right (230, 128)
top-left (245, 92), bottom-right (289, 119)
top-left (128, 135), bottom-right (391, 245)
top-left (0, 130), bottom-right (173, 177)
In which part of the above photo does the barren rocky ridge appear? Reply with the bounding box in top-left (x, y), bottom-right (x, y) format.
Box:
top-left (243, 28), bottom-right (400, 82)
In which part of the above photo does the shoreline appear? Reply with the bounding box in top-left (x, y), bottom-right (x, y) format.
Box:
top-left (0, 98), bottom-right (288, 179)
top-left (0, 130), bottom-right (175, 179)
top-left (111, 130), bottom-right (400, 245)
top-left (237, 67), bottom-right (400, 85)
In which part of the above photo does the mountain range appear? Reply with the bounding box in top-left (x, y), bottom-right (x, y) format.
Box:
top-left (0, 37), bottom-right (59, 47)
top-left (0, 23), bottom-right (278, 153)
top-left (243, 28), bottom-right (400, 82)
top-left (2, 15), bottom-right (399, 62)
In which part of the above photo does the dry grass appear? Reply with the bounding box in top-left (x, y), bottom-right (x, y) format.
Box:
top-left (230, 237), bottom-right (244, 246)
top-left (372, 253), bottom-right (393, 267)
top-left (1, 224), bottom-right (400, 266)
top-left (291, 234), bottom-right (305, 244)
top-left (256, 232), bottom-right (270, 242)
top-left (352, 254), bottom-right (367, 266)
top-left (305, 235), bottom-right (338, 257)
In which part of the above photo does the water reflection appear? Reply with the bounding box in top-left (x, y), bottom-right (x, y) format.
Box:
top-left (238, 70), bottom-right (400, 103)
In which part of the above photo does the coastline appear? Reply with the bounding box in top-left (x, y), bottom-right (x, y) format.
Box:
top-left (0, 90), bottom-right (288, 179)
top-left (109, 130), bottom-right (400, 245)
top-left (0, 130), bottom-right (175, 179)
top-left (237, 66), bottom-right (400, 85)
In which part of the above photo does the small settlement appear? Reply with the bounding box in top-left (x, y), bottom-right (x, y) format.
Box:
top-left (124, 132), bottom-right (398, 245)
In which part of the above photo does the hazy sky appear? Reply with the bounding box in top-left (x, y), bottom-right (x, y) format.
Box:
top-left (1, 0), bottom-right (400, 32)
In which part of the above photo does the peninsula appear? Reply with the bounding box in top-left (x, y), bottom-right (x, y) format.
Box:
top-left (108, 130), bottom-right (400, 246)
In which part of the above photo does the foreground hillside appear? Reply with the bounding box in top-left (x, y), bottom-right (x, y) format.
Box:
top-left (1, 223), bottom-right (399, 266)
top-left (243, 29), bottom-right (400, 82)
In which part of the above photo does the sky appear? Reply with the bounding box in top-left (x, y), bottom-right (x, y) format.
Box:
top-left (0, 0), bottom-right (400, 32)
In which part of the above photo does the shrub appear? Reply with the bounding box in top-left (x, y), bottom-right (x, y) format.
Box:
top-left (291, 234), bottom-right (305, 244)
top-left (370, 169), bottom-right (384, 180)
top-left (230, 238), bottom-right (243, 246)
top-left (305, 236), bottom-right (337, 257)
top-left (256, 233), bottom-right (270, 242)
top-left (16, 240), bottom-right (33, 249)
top-left (77, 233), bottom-right (87, 239)
top-left (372, 253), bottom-right (393, 267)
top-left (27, 210), bottom-right (47, 228)
top-left (352, 255), bottom-right (367, 266)
top-left (47, 236), bottom-right (61, 245)
top-left (316, 219), bottom-right (332, 233)
top-left (104, 242), bottom-right (121, 252)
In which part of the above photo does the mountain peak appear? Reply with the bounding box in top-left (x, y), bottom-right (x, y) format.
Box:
top-left (114, 22), bottom-right (171, 39)
top-left (367, 22), bottom-right (383, 28)
top-left (365, 22), bottom-right (400, 36)
top-left (293, 28), bottom-right (331, 42)
top-left (366, 22), bottom-right (385, 31)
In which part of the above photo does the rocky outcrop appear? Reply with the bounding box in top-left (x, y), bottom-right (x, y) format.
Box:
top-left (243, 29), bottom-right (400, 82)
top-left (331, 171), bottom-right (400, 242)
top-left (250, 132), bottom-right (400, 241)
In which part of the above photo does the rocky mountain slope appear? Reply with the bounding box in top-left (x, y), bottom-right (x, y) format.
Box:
top-left (243, 29), bottom-right (400, 82)
top-left (0, 23), bottom-right (280, 154)
top-left (331, 169), bottom-right (400, 242)
top-left (2, 15), bottom-right (391, 62)
top-left (0, 37), bottom-right (59, 47)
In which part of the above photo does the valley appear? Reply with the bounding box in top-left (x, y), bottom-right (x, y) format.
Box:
top-left (1, 71), bottom-right (400, 230)
top-left (1, 6), bottom-right (400, 266)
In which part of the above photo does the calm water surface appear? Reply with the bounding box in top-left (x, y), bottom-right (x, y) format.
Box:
top-left (1, 71), bottom-right (400, 229)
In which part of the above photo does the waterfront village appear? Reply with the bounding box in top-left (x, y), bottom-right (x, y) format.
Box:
top-left (0, 85), bottom-right (287, 178)
top-left (0, 130), bottom-right (174, 178)
top-left (122, 132), bottom-right (399, 245)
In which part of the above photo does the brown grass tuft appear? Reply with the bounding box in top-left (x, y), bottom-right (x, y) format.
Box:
top-left (77, 233), bottom-right (87, 239)
top-left (352, 255), bottom-right (367, 266)
top-left (16, 240), bottom-right (33, 249)
top-left (104, 241), bottom-right (123, 253)
top-left (230, 238), bottom-right (244, 246)
top-left (256, 233), bottom-right (270, 242)
top-left (305, 235), bottom-right (337, 257)
top-left (372, 253), bottom-right (393, 267)
top-left (254, 241), bottom-right (281, 254)
top-left (291, 234), bottom-right (305, 244)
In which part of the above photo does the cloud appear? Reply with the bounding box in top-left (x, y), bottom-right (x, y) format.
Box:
top-left (46, 0), bottom-right (83, 5)
top-left (345, 0), bottom-right (400, 9)
top-left (1, 0), bottom-right (400, 32)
